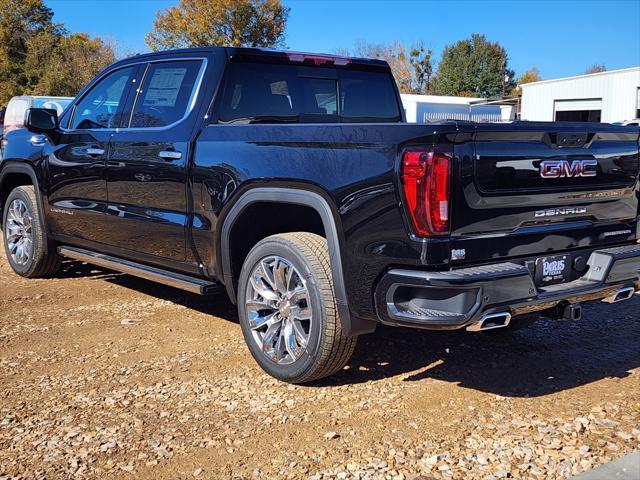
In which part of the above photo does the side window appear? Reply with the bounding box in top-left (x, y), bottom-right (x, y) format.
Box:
top-left (340, 72), bottom-right (399, 120)
top-left (70, 67), bottom-right (134, 130)
top-left (130, 60), bottom-right (202, 128)
top-left (217, 63), bottom-right (401, 124)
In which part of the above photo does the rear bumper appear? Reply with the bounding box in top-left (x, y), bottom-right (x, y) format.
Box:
top-left (375, 244), bottom-right (640, 330)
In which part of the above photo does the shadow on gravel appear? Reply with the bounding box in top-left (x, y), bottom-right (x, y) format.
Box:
top-left (55, 261), bottom-right (639, 397)
top-left (107, 273), bottom-right (240, 322)
top-left (324, 297), bottom-right (640, 397)
top-left (55, 260), bottom-right (239, 322)
top-left (55, 260), bottom-right (123, 280)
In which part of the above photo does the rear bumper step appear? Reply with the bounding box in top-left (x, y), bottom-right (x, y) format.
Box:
top-left (375, 244), bottom-right (640, 330)
top-left (58, 246), bottom-right (220, 295)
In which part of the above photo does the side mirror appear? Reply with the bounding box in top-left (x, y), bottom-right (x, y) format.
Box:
top-left (25, 108), bottom-right (58, 132)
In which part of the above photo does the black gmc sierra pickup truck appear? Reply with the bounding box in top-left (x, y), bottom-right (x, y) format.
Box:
top-left (1, 47), bottom-right (639, 383)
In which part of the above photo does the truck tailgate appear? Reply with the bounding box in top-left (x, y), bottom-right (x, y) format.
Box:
top-left (450, 122), bottom-right (639, 265)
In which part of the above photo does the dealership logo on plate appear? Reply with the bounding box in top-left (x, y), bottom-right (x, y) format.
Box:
top-left (543, 259), bottom-right (565, 277)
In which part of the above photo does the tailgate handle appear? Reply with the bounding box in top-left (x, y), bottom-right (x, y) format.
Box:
top-left (554, 132), bottom-right (588, 148)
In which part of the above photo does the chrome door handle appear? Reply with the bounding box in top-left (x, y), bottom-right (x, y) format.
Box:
top-left (86, 147), bottom-right (105, 156)
top-left (158, 150), bottom-right (182, 161)
top-left (30, 135), bottom-right (47, 147)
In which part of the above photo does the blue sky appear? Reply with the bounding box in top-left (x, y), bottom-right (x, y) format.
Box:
top-left (48, 0), bottom-right (640, 79)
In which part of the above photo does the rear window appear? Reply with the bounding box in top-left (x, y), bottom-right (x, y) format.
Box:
top-left (218, 62), bottom-right (401, 124)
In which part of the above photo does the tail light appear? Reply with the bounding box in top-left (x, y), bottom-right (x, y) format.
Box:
top-left (401, 149), bottom-right (451, 237)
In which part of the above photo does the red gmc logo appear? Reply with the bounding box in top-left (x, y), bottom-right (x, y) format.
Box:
top-left (539, 159), bottom-right (598, 179)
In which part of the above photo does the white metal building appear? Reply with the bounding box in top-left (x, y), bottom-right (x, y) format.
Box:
top-left (401, 94), bottom-right (515, 123)
top-left (520, 67), bottom-right (640, 123)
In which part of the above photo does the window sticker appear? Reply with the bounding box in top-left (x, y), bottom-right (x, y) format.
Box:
top-left (143, 68), bottom-right (187, 107)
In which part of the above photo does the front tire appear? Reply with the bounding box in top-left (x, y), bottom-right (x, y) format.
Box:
top-left (2, 186), bottom-right (60, 278)
top-left (237, 232), bottom-right (357, 384)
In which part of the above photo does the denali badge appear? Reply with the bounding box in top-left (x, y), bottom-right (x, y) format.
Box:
top-left (539, 159), bottom-right (598, 178)
top-left (50, 207), bottom-right (73, 216)
top-left (535, 207), bottom-right (587, 218)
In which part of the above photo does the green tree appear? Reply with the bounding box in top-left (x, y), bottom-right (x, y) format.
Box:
top-left (0, 0), bottom-right (60, 103)
top-left (584, 64), bottom-right (606, 74)
top-left (511, 67), bottom-right (542, 95)
top-left (431, 33), bottom-right (515, 98)
top-left (145, 0), bottom-right (289, 51)
top-left (25, 32), bottom-right (115, 97)
top-left (0, 0), bottom-right (115, 104)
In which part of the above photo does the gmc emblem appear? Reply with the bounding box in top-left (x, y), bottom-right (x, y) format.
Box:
top-left (539, 159), bottom-right (598, 179)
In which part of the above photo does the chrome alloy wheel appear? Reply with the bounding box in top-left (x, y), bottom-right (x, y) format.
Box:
top-left (245, 256), bottom-right (312, 365)
top-left (5, 199), bottom-right (33, 266)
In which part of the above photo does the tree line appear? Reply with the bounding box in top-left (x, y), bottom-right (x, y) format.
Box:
top-left (144, 0), bottom-right (521, 97)
top-left (0, 0), bottom-right (607, 106)
top-left (0, 0), bottom-right (115, 105)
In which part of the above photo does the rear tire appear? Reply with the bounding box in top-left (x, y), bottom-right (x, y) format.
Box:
top-left (237, 232), bottom-right (357, 384)
top-left (2, 186), bottom-right (60, 278)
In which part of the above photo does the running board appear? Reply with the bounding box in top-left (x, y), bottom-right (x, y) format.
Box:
top-left (58, 246), bottom-right (220, 295)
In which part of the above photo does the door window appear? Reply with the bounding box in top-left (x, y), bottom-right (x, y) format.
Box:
top-left (70, 67), bottom-right (134, 130)
top-left (129, 60), bottom-right (202, 128)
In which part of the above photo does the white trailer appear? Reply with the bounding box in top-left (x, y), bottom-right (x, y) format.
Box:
top-left (401, 94), bottom-right (515, 123)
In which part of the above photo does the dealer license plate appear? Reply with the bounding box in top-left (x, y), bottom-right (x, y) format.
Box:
top-left (535, 255), bottom-right (571, 286)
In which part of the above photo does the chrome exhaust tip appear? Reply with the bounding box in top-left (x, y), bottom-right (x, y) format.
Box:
top-left (603, 287), bottom-right (636, 304)
top-left (466, 312), bottom-right (512, 332)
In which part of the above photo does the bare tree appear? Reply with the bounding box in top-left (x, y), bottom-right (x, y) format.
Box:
top-left (584, 64), bottom-right (606, 74)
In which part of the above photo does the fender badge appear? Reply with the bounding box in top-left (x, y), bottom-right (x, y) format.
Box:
top-left (50, 207), bottom-right (73, 216)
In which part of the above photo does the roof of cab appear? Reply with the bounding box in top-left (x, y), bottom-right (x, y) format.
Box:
top-left (111, 46), bottom-right (390, 70)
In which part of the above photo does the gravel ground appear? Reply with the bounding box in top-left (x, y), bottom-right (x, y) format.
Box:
top-left (0, 255), bottom-right (638, 480)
